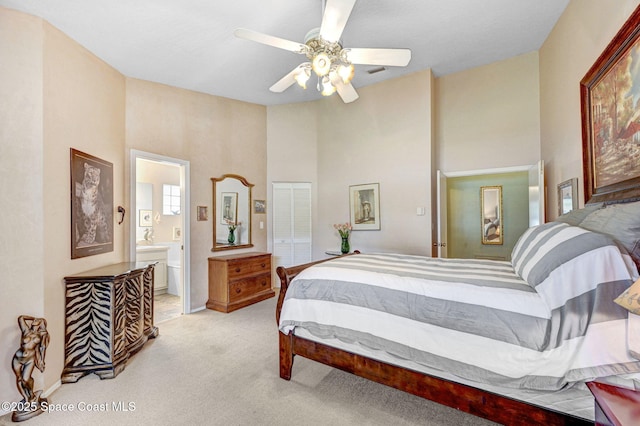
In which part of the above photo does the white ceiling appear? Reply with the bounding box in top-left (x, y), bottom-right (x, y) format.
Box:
top-left (0, 0), bottom-right (569, 106)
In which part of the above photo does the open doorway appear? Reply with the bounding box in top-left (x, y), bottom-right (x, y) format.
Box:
top-left (130, 150), bottom-right (191, 321)
top-left (435, 162), bottom-right (544, 260)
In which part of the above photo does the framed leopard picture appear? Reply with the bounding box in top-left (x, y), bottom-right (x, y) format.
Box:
top-left (70, 148), bottom-right (114, 259)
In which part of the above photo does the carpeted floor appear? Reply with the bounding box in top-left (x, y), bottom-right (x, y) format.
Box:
top-left (0, 296), bottom-right (497, 426)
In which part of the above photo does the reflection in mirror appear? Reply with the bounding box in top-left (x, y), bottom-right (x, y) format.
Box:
top-left (212, 174), bottom-right (253, 251)
top-left (481, 186), bottom-right (503, 245)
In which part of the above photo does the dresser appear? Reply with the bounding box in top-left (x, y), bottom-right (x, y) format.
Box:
top-left (62, 262), bottom-right (158, 383)
top-left (207, 252), bottom-right (274, 313)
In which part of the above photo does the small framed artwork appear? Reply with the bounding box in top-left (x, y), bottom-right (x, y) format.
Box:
top-left (172, 227), bottom-right (182, 241)
top-left (197, 205), bottom-right (208, 221)
top-left (349, 183), bottom-right (380, 231)
top-left (71, 148), bottom-right (114, 259)
top-left (254, 199), bottom-right (266, 214)
top-left (221, 192), bottom-right (237, 225)
top-left (557, 178), bottom-right (578, 216)
top-left (139, 209), bottom-right (153, 227)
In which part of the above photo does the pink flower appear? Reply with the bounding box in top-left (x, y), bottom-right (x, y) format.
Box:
top-left (333, 222), bottom-right (352, 238)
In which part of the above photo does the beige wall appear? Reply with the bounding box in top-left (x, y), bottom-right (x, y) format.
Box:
top-left (0, 8), bottom-right (46, 407)
top-left (268, 70), bottom-right (433, 260)
top-left (1, 8), bottom-right (127, 403)
top-left (316, 70), bottom-right (433, 255)
top-left (125, 79), bottom-right (267, 310)
top-left (266, 103), bottom-right (318, 261)
top-left (42, 21), bottom-right (127, 394)
top-left (435, 51), bottom-right (542, 174)
top-left (540, 0), bottom-right (640, 219)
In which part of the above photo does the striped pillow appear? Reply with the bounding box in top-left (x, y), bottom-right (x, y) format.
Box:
top-left (511, 222), bottom-right (616, 288)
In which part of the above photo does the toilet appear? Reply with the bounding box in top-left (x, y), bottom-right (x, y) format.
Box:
top-left (165, 242), bottom-right (182, 297)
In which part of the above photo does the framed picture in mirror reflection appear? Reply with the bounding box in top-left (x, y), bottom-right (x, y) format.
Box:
top-left (221, 192), bottom-right (237, 225)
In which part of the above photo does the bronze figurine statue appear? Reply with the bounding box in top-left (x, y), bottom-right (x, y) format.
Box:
top-left (11, 315), bottom-right (49, 422)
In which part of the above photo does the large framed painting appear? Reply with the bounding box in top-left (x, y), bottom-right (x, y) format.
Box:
top-left (349, 183), bottom-right (380, 231)
top-left (70, 148), bottom-right (114, 259)
top-left (581, 5), bottom-right (640, 204)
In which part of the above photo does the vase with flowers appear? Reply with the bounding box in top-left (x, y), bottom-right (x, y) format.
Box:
top-left (333, 223), bottom-right (352, 254)
top-left (226, 220), bottom-right (241, 245)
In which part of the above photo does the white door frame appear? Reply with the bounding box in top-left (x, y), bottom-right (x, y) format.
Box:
top-left (130, 149), bottom-right (191, 315)
top-left (436, 170), bottom-right (448, 258)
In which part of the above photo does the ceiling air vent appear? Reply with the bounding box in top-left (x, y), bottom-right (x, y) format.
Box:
top-left (367, 67), bottom-right (387, 75)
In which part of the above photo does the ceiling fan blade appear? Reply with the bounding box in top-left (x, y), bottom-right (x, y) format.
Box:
top-left (330, 73), bottom-right (359, 103)
top-left (319, 0), bottom-right (357, 43)
top-left (345, 48), bottom-right (412, 66)
top-left (234, 28), bottom-right (306, 53)
top-left (336, 82), bottom-right (359, 103)
top-left (269, 64), bottom-right (308, 93)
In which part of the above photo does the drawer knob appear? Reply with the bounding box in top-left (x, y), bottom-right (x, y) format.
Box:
top-left (261, 280), bottom-right (267, 286)
top-left (261, 263), bottom-right (266, 268)
top-left (235, 287), bottom-right (241, 294)
top-left (235, 267), bottom-right (241, 273)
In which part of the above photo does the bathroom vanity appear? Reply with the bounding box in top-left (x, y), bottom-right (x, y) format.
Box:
top-left (136, 245), bottom-right (168, 294)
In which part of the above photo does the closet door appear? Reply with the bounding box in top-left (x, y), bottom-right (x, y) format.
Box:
top-left (272, 182), bottom-right (312, 268)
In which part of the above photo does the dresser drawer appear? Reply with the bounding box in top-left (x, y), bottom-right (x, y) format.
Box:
top-left (229, 274), bottom-right (271, 302)
top-left (227, 256), bottom-right (270, 279)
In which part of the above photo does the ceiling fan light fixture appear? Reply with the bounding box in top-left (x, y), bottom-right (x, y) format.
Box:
top-left (312, 52), bottom-right (332, 76)
top-left (337, 63), bottom-right (355, 84)
top-left (321, 76), bottom-right (336, 96)
top-left (295, 67), bottom-right (311, 89)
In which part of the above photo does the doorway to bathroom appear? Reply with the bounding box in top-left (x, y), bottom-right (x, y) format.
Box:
top-left (130, 150), bottom-right (191, 322)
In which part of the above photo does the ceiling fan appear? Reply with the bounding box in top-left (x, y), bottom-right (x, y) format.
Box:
top-left (234, 0), bottom-right (411, 103)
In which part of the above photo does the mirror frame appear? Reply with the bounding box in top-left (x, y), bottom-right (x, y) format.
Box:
top-left (211, 174), bottom-right (253, 251)
top-left (480, 185), bottom-right (503, 245)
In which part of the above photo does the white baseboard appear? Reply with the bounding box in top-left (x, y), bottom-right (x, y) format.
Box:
top-left (191, 305), bottom-right (206, 313)
top-left (43, 379), bottom-right (61, 398)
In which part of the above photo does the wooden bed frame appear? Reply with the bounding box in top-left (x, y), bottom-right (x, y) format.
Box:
top-left (275, 254), bottom-right (590, 426)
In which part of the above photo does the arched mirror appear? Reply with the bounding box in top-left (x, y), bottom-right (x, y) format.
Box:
top-left (212, 174), bottom-right (253, 251)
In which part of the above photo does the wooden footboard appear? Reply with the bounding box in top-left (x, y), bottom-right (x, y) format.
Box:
top-left (275, 256), bottom-right (590, 426)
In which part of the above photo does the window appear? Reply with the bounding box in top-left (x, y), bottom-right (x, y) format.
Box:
top-left (163, 184), bottom-right (181, 215)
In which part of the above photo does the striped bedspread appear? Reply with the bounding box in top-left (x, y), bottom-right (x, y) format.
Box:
top-left (279, 225), bottom-right (640, 390)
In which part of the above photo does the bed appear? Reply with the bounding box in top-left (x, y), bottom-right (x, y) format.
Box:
top-left (275, 200), bottom-right (640, 425)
